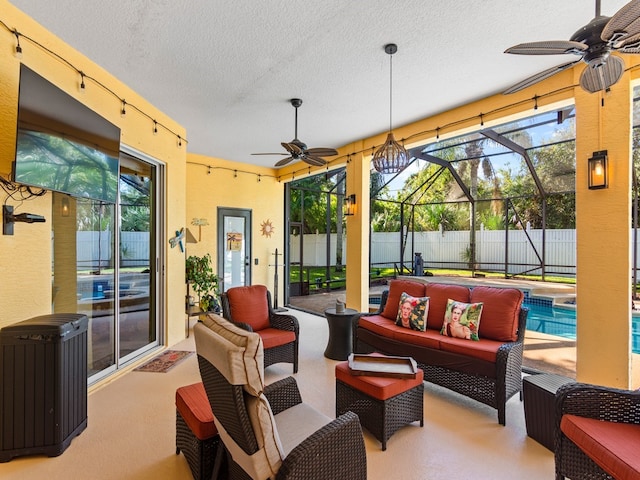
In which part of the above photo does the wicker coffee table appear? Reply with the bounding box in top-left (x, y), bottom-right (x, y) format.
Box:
top-left (335, 355), bottom-right (424, 450)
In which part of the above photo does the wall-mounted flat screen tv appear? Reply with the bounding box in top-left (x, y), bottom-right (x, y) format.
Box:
top-left (13, 64), bottom-right (120, 203)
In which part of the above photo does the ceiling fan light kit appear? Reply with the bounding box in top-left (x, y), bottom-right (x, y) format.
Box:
top-left (504, 0), bottom-right (640, 94)
top-left (253, 98), bottom-right (338, 167)
top-left (372, 43), bottom-right (410, 174)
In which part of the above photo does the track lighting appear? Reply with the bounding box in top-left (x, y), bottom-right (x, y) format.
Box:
top-left (121, 100), bottom-right (127, 117)
top-left (79, 71), bottom-right (86, 92)
top-left (153, 120), bottom-right (158, 135)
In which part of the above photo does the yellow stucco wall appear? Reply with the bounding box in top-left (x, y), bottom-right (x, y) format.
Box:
top-left (575, 63), bottom-right (634, 388)
top-left (186, 154), bottom-right (285, 304)
top-left (0, 2), bottom-right (187, 347)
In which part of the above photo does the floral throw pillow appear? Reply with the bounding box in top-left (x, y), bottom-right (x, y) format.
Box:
top-left (440, 299), bottom-right (483, 341)
top-left (396, 292), bottom-right (429, 331)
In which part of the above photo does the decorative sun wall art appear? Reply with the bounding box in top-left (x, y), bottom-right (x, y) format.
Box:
top-left (260, 219), bottom-right (274, 238)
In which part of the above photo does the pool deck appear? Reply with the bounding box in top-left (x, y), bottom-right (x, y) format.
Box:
top-left (287, 275), bottom-right (577, 378)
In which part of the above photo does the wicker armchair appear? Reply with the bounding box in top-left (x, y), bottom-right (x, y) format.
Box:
top-left (194, 314), bottom-right (367, 480)
top-left (221, 285), bottom-right (299, 373)
top-left (555, 382), bottom-right (640, 480)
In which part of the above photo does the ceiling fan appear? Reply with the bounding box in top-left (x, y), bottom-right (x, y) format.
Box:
top-left (503, 0), bottom-right (640, 94)
top-left (252, 98), bottom-right (338, 167)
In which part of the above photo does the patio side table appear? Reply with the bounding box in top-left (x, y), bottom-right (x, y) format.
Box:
top-left (324, 307), bottom-right (358, 360)
top-left (522, 373), bottom-right (575, 451)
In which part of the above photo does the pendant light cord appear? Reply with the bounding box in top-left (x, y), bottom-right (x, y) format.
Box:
top-left (389, 53), bottom-right (393, 134)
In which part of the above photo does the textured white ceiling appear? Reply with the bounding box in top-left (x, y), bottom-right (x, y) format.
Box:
top-left (9, 0), bottom-right (632, 167)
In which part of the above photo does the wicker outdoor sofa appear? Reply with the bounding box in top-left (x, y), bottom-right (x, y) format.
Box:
top-left (352, 279), bottom-right (528, 425)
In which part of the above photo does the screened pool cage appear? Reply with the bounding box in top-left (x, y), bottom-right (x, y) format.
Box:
top-left (286, 92), bottom-right (640, 299)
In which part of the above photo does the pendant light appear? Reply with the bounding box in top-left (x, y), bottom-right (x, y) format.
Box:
top-left (372, 43), bottom-right (410, 174)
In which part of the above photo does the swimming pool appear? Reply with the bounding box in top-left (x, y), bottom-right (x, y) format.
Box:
top-left (523, 303), bottom-right (640, 354)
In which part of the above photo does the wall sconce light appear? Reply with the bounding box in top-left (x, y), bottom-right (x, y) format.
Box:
top-left (344, 194), bottom-right (356, 216)
top-left (588, 150), bottom-right (608, 190)
top-left (61, 197), bottom-right (70, 217)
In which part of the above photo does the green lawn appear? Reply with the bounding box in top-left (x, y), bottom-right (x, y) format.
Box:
top-left (290, 265), bottom-right (576, 292)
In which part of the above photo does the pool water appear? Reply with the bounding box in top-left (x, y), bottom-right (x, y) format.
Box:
top-left (524, 303), bottom-right (640, 354)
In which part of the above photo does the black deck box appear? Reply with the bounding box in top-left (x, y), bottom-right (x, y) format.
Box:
top-left (0, 314), bottom-right (88, 462)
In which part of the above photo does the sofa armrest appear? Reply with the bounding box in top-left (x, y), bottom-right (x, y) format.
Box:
top-left (264, 376), bottom-right (303, 415)
top-left (277, 411), bottom-right (367, 480)
top-left (367, 289), bottom-right (389, 316)
top-left (555, 382), bottom-right (640, 425)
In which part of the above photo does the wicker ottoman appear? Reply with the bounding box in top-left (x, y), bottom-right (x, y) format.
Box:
top-left (175, 382), bottom-right (222, 480)
top-left (335, 359), bottom-right (424, 450)
top-left (522, 373), bottom-right (575, 451)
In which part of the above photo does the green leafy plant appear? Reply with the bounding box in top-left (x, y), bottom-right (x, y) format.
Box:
top-left (186, 253), bottom-right (220, 312)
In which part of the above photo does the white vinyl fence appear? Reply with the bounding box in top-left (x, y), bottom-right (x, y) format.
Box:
top-left (291, 227), bottom-right (578, 276)
top-left (77, 231), bottom-right (150, 269)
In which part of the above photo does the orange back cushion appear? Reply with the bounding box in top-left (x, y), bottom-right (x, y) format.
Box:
top-left (425, 283), bottom-right (471, 330)
top-left (470, 286), bottom-right (523, 342)
top-left (226, 285), bottom-right (270, 331)
top-left (381, 280), bottom-right (427, 320)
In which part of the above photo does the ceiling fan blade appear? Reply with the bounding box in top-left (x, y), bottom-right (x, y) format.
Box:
top-left (615, 32), bottom-right (640, 52)
top-left (504, 40), bottom-right (587, 55)
top-left (602, 0), bottom-right (640, 43)
top-left (503, 60), bottom-right (580, 94)
top-left (302, 155), bottom-right (327, 166)
top-left (275, 156), bottom-right (295, 167)
top-left (306, 147), bottom-right (338, 157)
top-left (251, 152), bottom-right (289, 156)
top-left (281, 142), bottom-right (303, 155)
top-left (579, 55), bottom-right (624, 93)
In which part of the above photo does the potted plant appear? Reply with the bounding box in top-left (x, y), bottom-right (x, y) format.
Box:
top-left (185, 253), bottom-right (220, 313)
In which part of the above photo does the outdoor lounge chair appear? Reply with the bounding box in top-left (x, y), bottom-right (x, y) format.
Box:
top-left (221, 285), bottom-right (299, 373)
top-left (194, 314), bottom-right (367, 480)
top-left (555, 382), bottom-right (640, 479)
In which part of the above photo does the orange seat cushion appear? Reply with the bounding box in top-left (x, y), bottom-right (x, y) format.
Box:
top-left (335, 357), bottom-right (424, 401)
top-left (438, 336), bottom-right (502, 363)
top-left (380, 280), bottom-right (427, 320)
top-left (257, 327), bottom-right (296, 349)
top-left (226, 285), bottom-right (270, 331)
top-left (176, 382), bottom-right (218, 441)
top-left (561, 414), bottom-right (640, 480)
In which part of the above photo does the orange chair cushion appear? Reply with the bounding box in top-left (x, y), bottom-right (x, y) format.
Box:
top-left (257, 327), bottom-right (296, 349)
top-left (561, 414), bottom-right (640, 480)
top-left (470, 286), bottom-right (523, 342)
top-left (425, 283), bottom-right (471, 330)
top-left (226, 285), bottom-right (270, 331)
top-left (335, 356), bottom-right (424, 401)
top-left (175, 382), bottom-right (218, 441)
top-left (381, 280), bottom-right (427, 320)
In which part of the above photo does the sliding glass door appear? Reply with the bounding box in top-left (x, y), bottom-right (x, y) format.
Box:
top-left (51, 148), bottom-right (162, 382)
